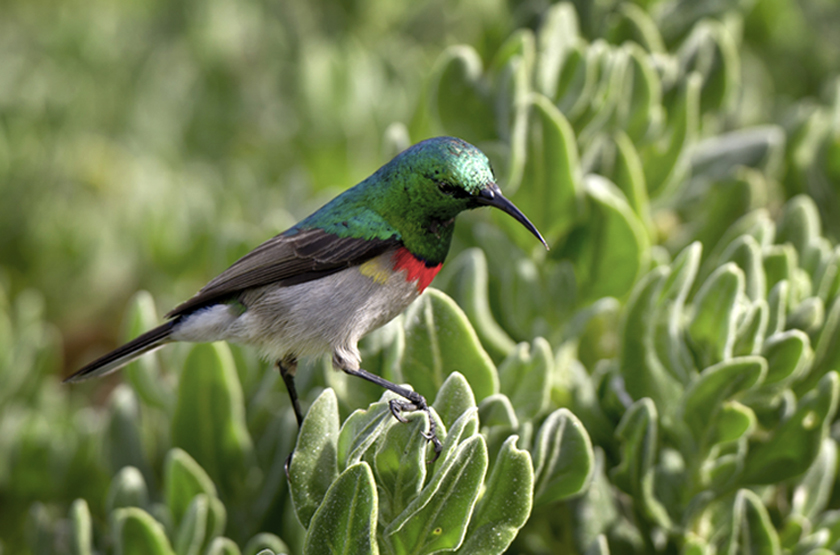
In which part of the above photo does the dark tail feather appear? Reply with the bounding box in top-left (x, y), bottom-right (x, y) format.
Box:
top-left (64, 321), bottom-right (176, 383)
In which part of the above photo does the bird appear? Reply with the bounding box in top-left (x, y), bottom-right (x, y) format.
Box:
top-left (66, 136), bottom-right (547, 456)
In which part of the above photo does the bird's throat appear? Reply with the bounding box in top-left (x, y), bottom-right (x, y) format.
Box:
top-left (392, 247), bottom-right (442, 292)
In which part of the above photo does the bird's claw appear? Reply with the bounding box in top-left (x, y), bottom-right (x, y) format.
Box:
top-left (388, 397), bottom-right (442, 463)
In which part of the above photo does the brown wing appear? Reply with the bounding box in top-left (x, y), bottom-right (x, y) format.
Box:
top-left (167, 227), bottom-right (400, 317)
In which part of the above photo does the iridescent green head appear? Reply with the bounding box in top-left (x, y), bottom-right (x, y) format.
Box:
top-left (373, 137), bottom-right (548, 252)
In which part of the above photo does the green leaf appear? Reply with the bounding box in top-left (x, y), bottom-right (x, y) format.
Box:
top-left (171, 342), bottom-right (254, 496)
top-left (289, 388), bottom-right (340, 529)
top-left (611, 399), bottom-right (671, 528)
top-left (533, 408), bottom-right (594, 506)
top-left (766, 280), bottom-right (789, 335)
top-left (567, 175), bottom-right (650, 302)
top-left (107, 466), bottom-right (149, 513)
top-left (776, 195), bottom-right (822, 256)
top-left (385, 435), bottom-right (488, 554)
top-left (303, 462), bottom-right (378, 555)
top-left (801, 296), bottom-right (840, 393)
top-left (502, 93), bottom-right (582, 250)
top-left (206, 537), bottom-right (242, 555)
top-left (764, 245), bottom-right (798, 295)
top-left (619, 267), bottom-right (684, 416)
top-left (432, 371), bottom-right (477, 430)
top-left (400, 288), bottom-right (498, 402)
top-left (113, 507), bottom-right (175, 555)
top-left (374, 411), bottom-right (429, 523)
top-left (641, 73), bottom-right (700, 198)
top-left (710, 401), bottom-right (756, 445)
top-left (792, 438), bottom-right (838, 521)
top-left (762, 330), bottom-right (812, 385)
top-left (498, 338), bottom-right (552, 421)
top-left (585, 535), bottom-right (610, 555)
top-left (787, 296), bottom-right (825, 333)
top-left (726, 490), bottom-right (780, 555)
top-left (688, 263), bottom-right (745, 367)
top-left (164, 448), bottom-right (218, 529)
top-left (477, 394), bottom-right (518, 429)
top-left (454, 436), bottom-right (533, 554)
top-left (336, 400), bottom-right (393, 471)
top-left (243, 533), bottom-right (289, 555)
top-left (612, 131), bottom-right (651, 227)
top-left (107, 385), bottom-right (152, 485)
top-left (173, 494), bottom-right (226, 555)
top-left (682, 357), bottom-right (766, 443)
top-left (732, 300), bottom-right (768, 357)
top-left (536, 2), bottom-right (580, 97)
top-left (69, 499), bottom-right (93, 555)
top-left (122, 290), bottom-right (174, 411)
top-left (429, 46), bottom-right (495, 144)
top-left (742, 372), bottom-right (840, 484)
top-left (437, 248), bottom-right (515, 361)
top-left (719, 235), bottom-right (766, 302)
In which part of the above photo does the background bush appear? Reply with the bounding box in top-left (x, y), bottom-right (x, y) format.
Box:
top-left (2, 0), bottom-right (840, 553)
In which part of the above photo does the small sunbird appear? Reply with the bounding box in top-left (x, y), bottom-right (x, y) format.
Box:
top-left (67, 136), bottom-right (548, 456)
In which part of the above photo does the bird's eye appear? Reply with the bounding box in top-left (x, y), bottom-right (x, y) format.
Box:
top-left (436, 181), bottom-right (471, 199)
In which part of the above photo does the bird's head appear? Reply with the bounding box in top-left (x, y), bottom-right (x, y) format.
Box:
top-left (382, 136), bottom-right (548, 249)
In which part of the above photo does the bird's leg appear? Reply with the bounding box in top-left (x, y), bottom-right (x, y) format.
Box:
top-left (339, 365), bottom-right (443, 462)
top-left (277, 357), bottom-right (303, 427)
top-left (277, 357), bottom-right (301, 479)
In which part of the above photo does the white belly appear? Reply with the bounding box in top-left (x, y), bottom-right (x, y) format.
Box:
top-left (171, 250), bottom-right (420, 370)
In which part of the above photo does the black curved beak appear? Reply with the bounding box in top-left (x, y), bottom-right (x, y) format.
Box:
top-left (477, 184), bottom-right (549, 250)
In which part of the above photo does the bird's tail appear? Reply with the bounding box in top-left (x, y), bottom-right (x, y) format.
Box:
top-left (64, 321), bottom-right (177, 383)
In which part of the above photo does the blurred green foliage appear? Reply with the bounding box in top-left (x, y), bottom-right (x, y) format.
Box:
top-left (3, 0), bottom-right (840, 553)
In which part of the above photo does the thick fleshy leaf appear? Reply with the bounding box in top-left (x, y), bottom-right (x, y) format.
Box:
top-left (454, 436), bottom-right (533, 554)
top-left (164, 448), bottom-right (218, 528)
top-left (742, 372), bottom-right (839, 484)
top-left (69, 499), bottom-right (93, 555)
top-left (289, 389), bottom-right (340, 529)
top-left (792, 438), bottom-right (838, 521)
top-left (688, 263), bottom-right (745, 367)
top-left (242, 534), bottom-right (289, 555)
top-left (612, 131), bottom-right (651, 227)
top-left (653, 241), bottom-right (702, 383)
top-left (107, 467), bottom-right (149, 514)
top-left (107, 385), bottom-right (152, 484)
top-left (731, 300), bottom-right (768, 357)
top-left (432, 371), bottom-right (477, 431)
top-left (585, 535), bottom-right (610, 555)
top-left (800, 296), bottom-right (840, 394)
top-left (374, 411), bottom-right (428, 523)
top-left (764, 244), bottom-right (798, 295)
top-left (477, 394), bottom-right (518, 429)
top-left (498, 338), bottom-right (552, 421)
top-left (766, 280), bottom-right (789, 336)
top-left (611, 399), bottom-right (671, 528)
top-left (336, 401), bottom-right (393, 471)
top-left (776, 195), bottom-right (822, 256)
top-left (429, 46), bottom-right (494, 144)
top-left (113, 507), bottom-right (175, 555)
top-left (787, 296), bottom-right (825, 333)
top-left (726, 490), bottom-right (780, 555)
top-left (533, 408), bottom-right (594, 506)
top-left (206, 537), bottom-right (241, 555)
top-left (174, 494), bottom-right (226, 555)
top-left (762, 330), bottom-right (812, 385)
top-left (437, 249), bottom-right (515, 361)
top-left (568, 175), bottom-right (650, 302)
top-left (682, 357), bottom-right (766, 443)
top-left (619, 267), bottom-right (683, 416)
top-left (502, 93), bottom-right (582, 250)
top-left (710, 401), bottom-right (756, 445)
top-left (536, 2), bottom-right (580, 97)
top-left (641, 73), bottom-right (700, 198)
top-left (385, 435), bottom-right (488, 555)
top-left (400, 288), bottom-right (498, 402)
top-left (303, 463), bottom-right (378, 555)
top-left (122, 290), bottom-right (174, 411)
top-left (171, 342), bottom-right (254, 496)
top-left (719, 235), bottom-right (766, 302)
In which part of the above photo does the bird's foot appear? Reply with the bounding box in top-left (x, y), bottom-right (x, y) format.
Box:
top-left (388, 395), bottom-right (443, 463)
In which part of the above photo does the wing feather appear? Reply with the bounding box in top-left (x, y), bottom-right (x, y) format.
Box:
top-left (167, 228), bottom-right (400, 317)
